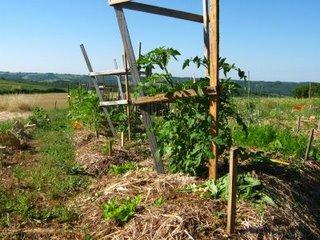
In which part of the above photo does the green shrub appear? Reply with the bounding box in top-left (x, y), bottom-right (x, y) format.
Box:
top-left (102, 196), bottom-right (141, 223)
top-left (109, 162), bottom-right (137, 175)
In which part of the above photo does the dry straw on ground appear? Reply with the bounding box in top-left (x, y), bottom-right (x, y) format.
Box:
top-left (0, 93), bottom-right (68, 112)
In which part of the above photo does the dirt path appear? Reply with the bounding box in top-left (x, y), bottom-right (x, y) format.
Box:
top-left (0, 111), bottom-right (31, 122)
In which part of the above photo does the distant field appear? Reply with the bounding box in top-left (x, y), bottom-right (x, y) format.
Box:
top-left (0, 93), bottom-right (68, 112)
top-left (0, 78), bottom-right (66, 94)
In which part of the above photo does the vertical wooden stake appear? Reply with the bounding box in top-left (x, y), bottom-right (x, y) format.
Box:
top-left (208, 0), bottom-right (219, 180)
top-left (114, 7), bottom-right (164, 173)
top-left (80, 44), bottom-right (116, 137)
top-left (108, 140), bottom-right (113, 156)
top-left (296, 116), bottom-right (302, 132)
top-left (123, 52), bottom-right (132, 141)
top-left (304, 129), bottom-right (314, 161)
top-left (227, 147), bottom-right (238, 236)
top-left (121, 131), bottom-right (124, 147)
top-left (54, 100), bottom-right (57, 109)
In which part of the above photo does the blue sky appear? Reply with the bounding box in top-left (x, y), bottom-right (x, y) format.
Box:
top-left (0, 0), bottom-right (319, 82)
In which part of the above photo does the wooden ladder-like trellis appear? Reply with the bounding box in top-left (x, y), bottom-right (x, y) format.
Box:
top-left (82, 0), bottom-right (220, 179)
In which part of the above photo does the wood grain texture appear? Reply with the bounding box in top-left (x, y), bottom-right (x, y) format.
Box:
top-left (118, 2), bottom-right (204, 23)
top-left (114, 6), bottom-right (164, 173)
top-left (208, 0), bottom-right (219, 180)
top-left (227, 147), bottom-right (238, 236)
top-left (132, 86), bottom-right (217, 105)
top-left (109, 0), bottom-right (131, 6)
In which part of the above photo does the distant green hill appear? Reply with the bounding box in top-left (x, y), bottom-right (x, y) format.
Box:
top-left (0, 71), bottom-right (314, 96)
top-left (0, 78), bottom-right (66, 94)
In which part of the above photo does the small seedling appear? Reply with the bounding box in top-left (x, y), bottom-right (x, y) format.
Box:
top-left (102, 196), bottom-right (141, 224)
top-left (108, 162), bottom-right (137, 175)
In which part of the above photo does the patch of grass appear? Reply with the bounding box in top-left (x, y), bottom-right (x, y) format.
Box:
top-left (0, 109), bottom-right (88, 226)
top-left (102, 195), bottom-right (141, 224)
top-left (109, 162), bottom-right (137, 175)
top-left (0, 121), bottom-right (14, 133)
top-left (233, 124), bottom-right (308, 159)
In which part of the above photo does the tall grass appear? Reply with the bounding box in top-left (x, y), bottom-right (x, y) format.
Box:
top-left (0, 93), bottom-right (68, 112)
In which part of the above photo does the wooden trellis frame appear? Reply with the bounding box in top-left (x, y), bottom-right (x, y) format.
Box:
top-left (106, 0), bottom-right (220, 178)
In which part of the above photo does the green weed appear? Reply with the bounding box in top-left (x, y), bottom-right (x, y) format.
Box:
top-left (183, 173), bottom-right (274, 206)
top-left (108, 162), bottom-right (137, 175)
top-left (102, 196), bottom-right (141, 224)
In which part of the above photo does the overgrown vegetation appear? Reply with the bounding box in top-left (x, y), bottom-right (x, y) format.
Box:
top-left (0, 109), bottom-right (89, 227)
top-left (183, 173), bottom-right (274, 206)
top-left (137, 47), bottom-right (247, 176)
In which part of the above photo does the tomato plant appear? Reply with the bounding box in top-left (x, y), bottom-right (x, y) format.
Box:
top-left (137, 47), bottom-right (247, 176)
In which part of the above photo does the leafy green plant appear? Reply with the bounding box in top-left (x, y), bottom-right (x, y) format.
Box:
top-left (68, 87), bottom-right (102, 132)
top-left (153, 196), bottom-right (165, 207)
top-left (137, 47), bottom-right (247, 176)
top-left (29, 107), bottom-right (50, 128)
top-left (102, 196), bottom-right (141, 224)
top-left (183, 173), bottom-right (274, 205)
top-left (109, 162), bottom-right (137, 175)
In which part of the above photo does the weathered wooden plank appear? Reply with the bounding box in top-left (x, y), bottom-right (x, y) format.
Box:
top-left (208, 0), bottom-right (220, 180)
top-left (80, 44), bottom-right (116, 137)
top-left (114, 6), bottom-right (164, 173)
top-left (132, 86), bottom-right (217, 105)
top-left (117, 2), bottom-right (204, 23)
top-left (304, 129), bottom-right (315, 161)
top-left (227, 147), bottom-right (238, 236)
top-left (100, 87), bottom-right (217, 106)
top-left (100, 99), bottom-right (129, 107)
top-left (89, 69), bottom-right (127, 77)
top-left (109, 0), bottom-right (131, 6)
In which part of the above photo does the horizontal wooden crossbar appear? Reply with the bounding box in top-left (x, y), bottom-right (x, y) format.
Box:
top-left (112, 1), bottom-right (204, 23)
top-left (99, 99), bottom-right (128, 106)
top-left (99, 86), bottom-right (217, 107)
top-left (89, 69), bottom-right (145, 77)
top-left (89, 69), bottom-right (127, 77)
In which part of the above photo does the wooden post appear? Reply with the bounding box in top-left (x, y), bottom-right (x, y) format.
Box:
top-left (208, 0), bottom-right (219, 180)
top-left (123, 52), bottom-right (132, 141)
top-left (121, 131), bottom-right (124, 147)
top-left (80, 44), bottom-right (116, 137)
top-left (114, 6), bottom-right (164, 173)
top-left (108, 140), bottom-right (113, 156)
top-left (227, 147), bottom-right (238, 236)
top-left (304, 129), bottom-right (314, 161)
top-left (113, 59), bottom-right (125, 100)
top-left (202, 0), bottom-right (210, 69)
top-left (296, 116), bottom-right (302, 132)
top-left (54, 100), bottom-right (57, 109)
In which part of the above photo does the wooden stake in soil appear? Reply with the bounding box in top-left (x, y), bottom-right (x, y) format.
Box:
top-left (208, 0), bottom-right (219, 180)
top-left (123, 52), bottom-right (132, 141)
top-left (304, 129), bottom-right (314, 161)
top-left (108, 140), bottom-right (113, 156)
top-left (121, 131), bottom-right (124, 147)
top-left (227, 147), bottom-right (238, 236)
top-left (296, 116), bottom-right (302, 132)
